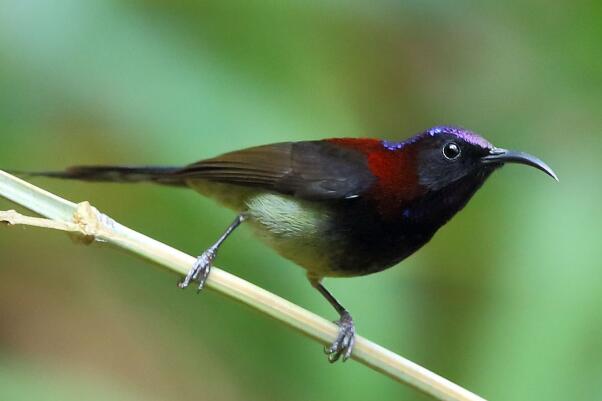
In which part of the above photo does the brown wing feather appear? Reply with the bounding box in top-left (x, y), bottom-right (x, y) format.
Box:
top-left (176, 141), bottom-right (376, 200)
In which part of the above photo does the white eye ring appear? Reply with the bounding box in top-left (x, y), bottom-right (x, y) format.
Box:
top-left (443, 142), bottom-right (461, 160)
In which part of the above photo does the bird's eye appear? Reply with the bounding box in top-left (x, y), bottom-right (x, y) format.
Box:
top-left (442, 142), bottom-right (461, 160)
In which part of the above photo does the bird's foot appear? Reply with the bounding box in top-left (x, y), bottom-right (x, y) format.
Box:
top-left (177, 248), bottom-right (216, 292)
top-left (325, 311), bottom-right (355, 363)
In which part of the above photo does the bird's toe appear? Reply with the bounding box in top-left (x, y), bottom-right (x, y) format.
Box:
top-left (325, 311), bottom-right (355, 363)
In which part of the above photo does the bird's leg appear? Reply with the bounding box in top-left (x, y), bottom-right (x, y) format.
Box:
top-left (309, 277), bottom-right (356, 363)
top-left (178, 213), bottom-right (247, 292)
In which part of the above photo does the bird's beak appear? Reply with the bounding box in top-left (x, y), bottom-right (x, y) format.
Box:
top-left (481, 148), bottom-right (559, 181)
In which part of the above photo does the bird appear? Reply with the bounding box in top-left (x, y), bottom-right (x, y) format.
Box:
top-left (22, 126), bottom-right (558, 363)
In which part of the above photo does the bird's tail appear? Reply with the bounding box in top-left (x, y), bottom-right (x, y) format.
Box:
top-left (10, 166), bottom-right (188, 187)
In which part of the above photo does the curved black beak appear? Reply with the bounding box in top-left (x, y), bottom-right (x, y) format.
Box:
top-left (481, 148), bottom-right (559, 181)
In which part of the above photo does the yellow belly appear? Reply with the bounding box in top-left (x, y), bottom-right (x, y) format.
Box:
top-left (187, 179), bottom-right (337, 278)
top-left (245, 193), bottom-right (336, 277)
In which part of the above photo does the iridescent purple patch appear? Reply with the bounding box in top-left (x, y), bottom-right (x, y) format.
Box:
top-left (426, 126), bottom-right (492, 149)
top-left (381, 140), bottom-right (405, 151)
top-left (381, 126), bottom-right (492, 151)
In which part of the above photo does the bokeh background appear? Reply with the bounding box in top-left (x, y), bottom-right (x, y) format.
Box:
top-left (0, 1), bottom-right (600, 400)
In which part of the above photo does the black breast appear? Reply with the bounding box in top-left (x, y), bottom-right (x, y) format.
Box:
top-left (324, 198), bottom-right (436, 277)
top-left (325, 172), bottom-right (492, 277)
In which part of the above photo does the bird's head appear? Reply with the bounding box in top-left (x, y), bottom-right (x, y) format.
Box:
top-left (402, 126), bottom-right (558, 192)
top-left (326, 126), bottom-right (557, 220)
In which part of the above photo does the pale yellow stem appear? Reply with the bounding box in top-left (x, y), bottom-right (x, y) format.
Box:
top-left (0, 170), bottom-right (486, 401)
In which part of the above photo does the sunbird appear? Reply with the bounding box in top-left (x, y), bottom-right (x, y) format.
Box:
top-left (26, 126), bottom-right (558, 362)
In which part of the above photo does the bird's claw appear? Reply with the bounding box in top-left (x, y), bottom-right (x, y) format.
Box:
top-left (177, 248), bottom-right (216, 292)
top-left (324, 311), bottom-right (355, 363)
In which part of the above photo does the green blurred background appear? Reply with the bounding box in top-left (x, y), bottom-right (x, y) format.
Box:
top-left (0, 1), bottom-right (600, 400)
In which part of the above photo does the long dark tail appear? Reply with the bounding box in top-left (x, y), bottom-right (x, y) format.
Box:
top-left (16, 166), bottom-right (188, 187)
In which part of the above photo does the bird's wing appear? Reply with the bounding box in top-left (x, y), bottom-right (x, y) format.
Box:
top-left (176, 141), bottom-right (376, 200)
